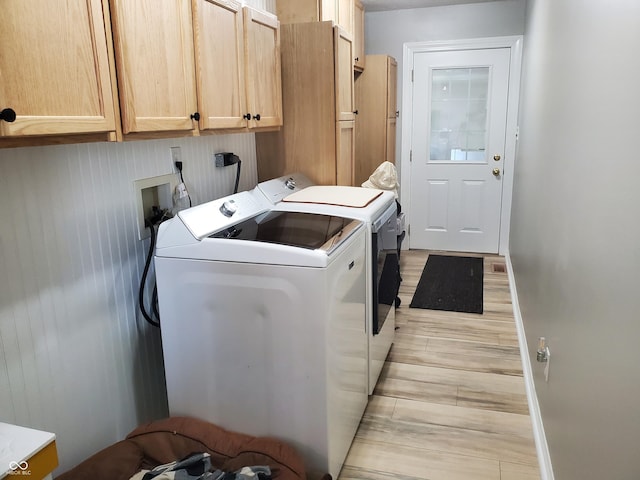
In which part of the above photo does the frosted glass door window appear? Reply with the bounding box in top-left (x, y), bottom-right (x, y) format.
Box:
top-left (430, 67), bottom-right (489, 162)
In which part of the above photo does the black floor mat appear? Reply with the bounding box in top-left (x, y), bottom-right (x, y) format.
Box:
top-left (409, 255), bottom-right (483, 314)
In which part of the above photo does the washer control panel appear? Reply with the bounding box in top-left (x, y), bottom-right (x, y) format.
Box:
top-left (178, 191), bottom-right (268, 240)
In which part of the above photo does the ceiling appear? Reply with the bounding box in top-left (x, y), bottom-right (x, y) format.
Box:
top-left (361, 0), bottom-right (500, 12)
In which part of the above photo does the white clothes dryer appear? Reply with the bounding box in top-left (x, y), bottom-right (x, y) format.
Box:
top-left (254, 178), bottom-right (398, 394)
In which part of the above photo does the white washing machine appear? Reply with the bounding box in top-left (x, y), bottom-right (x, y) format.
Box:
top-left (154, 190), bottom-right (368, 480)
top-left (255, 177), bottom-right (398, 394)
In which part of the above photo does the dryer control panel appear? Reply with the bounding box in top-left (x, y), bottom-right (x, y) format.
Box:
top-left (254, 173), bottom-right (315, 205)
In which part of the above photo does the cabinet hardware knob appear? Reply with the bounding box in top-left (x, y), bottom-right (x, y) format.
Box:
top-left (0, 108), bottom-right (17, 123)
top-left (355, 57), bottom-right (359, 62)
top-left (353, 110), bottom-right (359, 115)
top-left (190, 112), bottom-right (200, 121)
top-left (396, 110), bottom-right (399, 117)
top-left (243, 113), bottom-right (251, 120)
top-left (253, 114), bottom-right (261, 121)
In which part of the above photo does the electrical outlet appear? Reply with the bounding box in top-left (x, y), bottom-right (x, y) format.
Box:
top-left (170, 146), bottom-right (182, 172)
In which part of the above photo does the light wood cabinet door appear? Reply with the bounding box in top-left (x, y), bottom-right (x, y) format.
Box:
top-left (386, 117), bottom-right (397, 163)
top-left (193, 0), bottom-right (247, 130)
top-left (337, 120), bottom-right (355, 186)
top-left (276, 0), bottom-right (336, 23)
top-left (354, 55), bottom-right (398, 185)
top-left (0, 0), bottom-right (115, 137)
top-left (335, 28), bottom-right (355, 121)
top-left (337, 0), bottom-right (354, 37)
top-left (256, 22), bottom-right (353, 185)
top-left (110, 0), bottom-right (198, 134)
top-left (387, 57), bottom-right (398, 118)
top-left (353, 0), bottom-right (365, 71)
top-left (244, 7), bottom-right (283, 129)
top-left (321, 0), bottom-right (338, 22)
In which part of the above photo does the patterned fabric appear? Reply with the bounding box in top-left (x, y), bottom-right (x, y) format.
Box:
top-left (129, 453), bottom-right (271, 480)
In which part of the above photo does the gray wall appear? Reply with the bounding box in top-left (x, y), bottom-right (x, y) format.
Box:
top-left (511, 0), bottom-right (640, 478)
top-left (363, 0), bottom-right (526, 184)
top-left (0, 0), bottom-right (273, 474)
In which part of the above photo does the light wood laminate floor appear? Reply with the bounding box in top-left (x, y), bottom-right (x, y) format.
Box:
top-left (339, 250), bottom-right (540, 480)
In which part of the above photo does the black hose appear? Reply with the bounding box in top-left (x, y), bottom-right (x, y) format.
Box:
top-left (139, 223), bottom-right (160, 328)
top-left (152, 283), bottom-right (160, 321)
top-left (233, 160), bottom-right (242, 194)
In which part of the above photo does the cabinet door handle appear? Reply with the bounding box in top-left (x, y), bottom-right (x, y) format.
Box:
top-left (353, 110), bottom-right (359, 115)
top-left (243, 113), bottom-right (251, 120)
top-left (0, 108), bottom-right (17, 123)
top-left (252, 114), bottom-right (261, 121)
top-left (190, 112), bottom-right (201, 121)
top-left (355, 57), bottom-right (359, 62)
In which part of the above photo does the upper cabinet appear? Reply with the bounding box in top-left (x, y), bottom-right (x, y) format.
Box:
top-left (276, 0), bottom-right (363, 72)
top-left (322, 0), bottom-right (337, 22)
top-left (1, 1), bottom-right (281, 146)
top-left (110, 0), bottom-right (281, 135)
top-left (193, 0), bottom-right (246, 130)
top-left (243, 7), bottom-right (283, 129)
top-left (110, 0), bottom-right (198, 134)
top-left (353, 0), bottom-right (365, 71)
top-left (0, 0), bottom-right (117, 140)
top-left (337, 0), bottom-right (354, 37)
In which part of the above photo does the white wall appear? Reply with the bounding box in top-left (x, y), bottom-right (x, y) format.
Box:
top-left (0, 1), bottom-right (273, 473)
top-left (511, 1), bottom-right (640, 478)
top-left (0, 134), bottom-right (259, 474)
top-left (363, 0), bottom-right (525, 187)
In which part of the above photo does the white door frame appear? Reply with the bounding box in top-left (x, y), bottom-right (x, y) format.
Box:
top-left (400, 36), bottom-right (523, 256)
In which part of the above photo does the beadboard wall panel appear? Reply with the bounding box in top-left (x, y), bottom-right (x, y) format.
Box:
top-left (0, 133), bottom-right (259, 474)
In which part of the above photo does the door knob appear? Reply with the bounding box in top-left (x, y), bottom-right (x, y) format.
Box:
top-left (493, 154), bottom-right (501, 161)
top-left (492, 168), bottom-right (501, 176)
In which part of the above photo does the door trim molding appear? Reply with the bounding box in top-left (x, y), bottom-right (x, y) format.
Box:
top-left (400, 36), bottom-right (523, 255)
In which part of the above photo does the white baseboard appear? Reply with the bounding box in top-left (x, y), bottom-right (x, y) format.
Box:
top-left (504, 253), bottom-right (554, 480)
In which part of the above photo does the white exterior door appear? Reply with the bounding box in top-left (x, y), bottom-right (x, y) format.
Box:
top-left (409, 47), bottom-right (511, 253)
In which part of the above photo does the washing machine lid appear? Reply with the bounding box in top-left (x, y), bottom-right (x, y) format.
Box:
top-left (211, 211), bottom-right (361, 255)
top-left (273, 188), bottom-right (396, 223)
top-left (282, 185), bottom-right (383, 208)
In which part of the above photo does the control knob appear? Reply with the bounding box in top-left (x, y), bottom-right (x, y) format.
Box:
top-left (219, 200), bottom-right (238, 217)
top-left (284, 177), bottom-right (296, 190)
